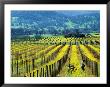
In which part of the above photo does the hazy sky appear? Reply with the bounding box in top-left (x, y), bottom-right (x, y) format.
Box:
top-left (11, 10), bottom-right (100, 17)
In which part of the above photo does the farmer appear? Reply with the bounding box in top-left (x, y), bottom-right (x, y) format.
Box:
top-left (68, 64), bottom-right (77, 74)
top-left (81, 60), bottom-right (85, 71)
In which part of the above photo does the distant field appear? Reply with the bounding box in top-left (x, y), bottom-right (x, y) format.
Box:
top-left (11, 36), bottom-right (100, 77)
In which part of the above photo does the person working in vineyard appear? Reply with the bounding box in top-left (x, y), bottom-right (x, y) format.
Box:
top-left (81, 60), bottom-right (85, 71)
top-left (68, 64), bottom-right (77, 74)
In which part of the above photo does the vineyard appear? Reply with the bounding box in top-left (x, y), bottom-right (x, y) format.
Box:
top-left (11, 37), bottom-right (100, 77)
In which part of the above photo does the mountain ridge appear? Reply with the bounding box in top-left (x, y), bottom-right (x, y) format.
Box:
top-left (11, 11), bottom-right (100, 36)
